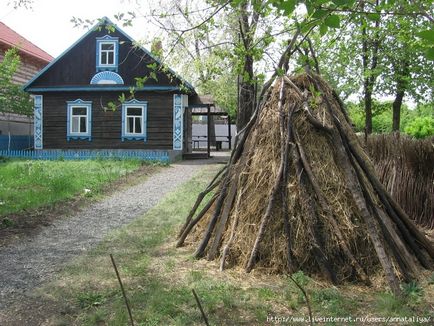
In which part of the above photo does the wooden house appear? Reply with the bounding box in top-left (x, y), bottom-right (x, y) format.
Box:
top-left (0, 21), bottom-right (53, 141)
top-left (24, 17), bottom-right (196, 161)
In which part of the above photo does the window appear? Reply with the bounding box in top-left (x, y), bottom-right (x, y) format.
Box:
top-left (96, 35), bottom-right (119, 71)
top-left (126, 107), bottom-right (143, 135)
top-left (71, 106), bottom-right (88, 133)
top-left (121, 100), bottom-right (147, 142)
top-left (100, 42), bottom-right (115, 65)
top-left (67, 100), bottom-right (92, 141)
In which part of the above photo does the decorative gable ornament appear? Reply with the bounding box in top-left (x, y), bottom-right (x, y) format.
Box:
top-left (90, 71), bottom-right (124, 85)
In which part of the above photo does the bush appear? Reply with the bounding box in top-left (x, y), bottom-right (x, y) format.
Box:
top-left (404, 116), bottom-right (434, 139)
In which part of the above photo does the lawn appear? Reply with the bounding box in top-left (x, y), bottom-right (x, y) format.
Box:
top-left (0, 159), bottom-right (146, 220)
top-left (6, 165), bottom-right (434, 325)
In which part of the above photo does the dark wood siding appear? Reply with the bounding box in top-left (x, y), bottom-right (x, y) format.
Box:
top-left (30, 28), bottom-right (182, 88)
top-left (42, 92), bottom-right (173, 149)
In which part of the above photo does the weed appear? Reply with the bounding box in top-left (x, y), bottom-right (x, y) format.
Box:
top-left (1, 217), bottom-right (14, 228)
top-left (189, 270), bottom-right (204, 283)
top-left (402, 281), bottom-right (423, 304)
top-left (77, 292), bottom-right (105, 309)
top-left (291, 270), bottom-right (310, 287)
top-left (164, 259), bottom-right (176, 272)
top-left (257, 287), bottom-right (277, 301)
top-left (375, 292), bottom-right (411, 316)
top-left (311, 287), bottom-right (354, 317)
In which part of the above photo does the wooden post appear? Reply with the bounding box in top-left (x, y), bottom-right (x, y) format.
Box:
top-left (227, 115), bottom-right (232, 150)
top-left (207, 104), bottom-right (211, 158)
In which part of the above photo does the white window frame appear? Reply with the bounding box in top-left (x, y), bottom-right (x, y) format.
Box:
top-left (99, 41), bottom-right (116, 66)
top-left (66, 100), bottom-right (92, 141)
top-left (121, 100), bottom-right (147, 142)
top-left (124, 106), bottom-right (144, 136)
top-left (96, 35), bottom-right (119, 72)
top-left (70, 106), bottom-right (89, 134)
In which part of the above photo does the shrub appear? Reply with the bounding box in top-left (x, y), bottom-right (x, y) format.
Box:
top-left (404, 116), bottom-right (434, 139)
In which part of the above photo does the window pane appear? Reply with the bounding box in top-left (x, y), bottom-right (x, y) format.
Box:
top-left (127, 107), bottom-right (142, 116)
top-left (135, 117), bottom-right (142, 133)
top-left (72, 107), bottom-right (87, 115)
top-left (107, 52), bottom-right (114, 64)
top-left (127, 117), bottom-right (134, 133)
top-left (101, 52), bottom-right (107, 64)
top-left (102, 43), bottom-right (114, 50)
top-left (72, 117), bottom-right (79, 133)
top-left (80, 117), bottom-right (87, 133)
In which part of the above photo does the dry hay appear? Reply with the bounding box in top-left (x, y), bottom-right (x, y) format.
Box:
top-left (178, 73), bottom-right (434, 295)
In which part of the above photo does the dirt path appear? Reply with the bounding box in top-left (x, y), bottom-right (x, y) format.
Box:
top-left (0, 155), bottom-right (228, 312)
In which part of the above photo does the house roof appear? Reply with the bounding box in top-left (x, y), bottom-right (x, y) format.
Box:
top-left (0, 21), bottom-right (53, 63)
top-left (24, 17), bottom-right (195, 93)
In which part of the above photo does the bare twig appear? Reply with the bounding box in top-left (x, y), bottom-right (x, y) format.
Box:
top-left (289, 274), bottom-right (313, 326)
top-left (110, 254), bottom-right (135, 326)
top-left (192, 289), bottom-right (210, 326)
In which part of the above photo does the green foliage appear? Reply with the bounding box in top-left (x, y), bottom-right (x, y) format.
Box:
top-left (404, 116), bottom-right (434, 139)
top-left (324, 14), bottom-right (340, 28)
top-left (347, 100), bottom-right (434, 138)
top-left (0, 48), bottom-right (33, 116)
top-left (150, 37), bottom-right (163, 59)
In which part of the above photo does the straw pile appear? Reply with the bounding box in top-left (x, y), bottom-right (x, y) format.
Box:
top-left (178, 73), bottom-right (434, 295)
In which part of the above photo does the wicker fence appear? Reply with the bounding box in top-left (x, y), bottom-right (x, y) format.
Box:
top-left (365, 133), bottom-right (434, 229)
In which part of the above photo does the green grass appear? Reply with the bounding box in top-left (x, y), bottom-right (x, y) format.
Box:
top-left (22, 165), bottom-right (434, 325)
top-left (0, 159), bottom-right (143, 217)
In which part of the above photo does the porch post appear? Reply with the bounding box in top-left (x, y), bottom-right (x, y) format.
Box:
top-left (173, 94), bottom-right (183, 151)
top-left (33, 95), bottom-right (43, 149)
top-left (207, 104), bottom-right (211, 158)
top-left (227, 115), bottom-right (232, 150)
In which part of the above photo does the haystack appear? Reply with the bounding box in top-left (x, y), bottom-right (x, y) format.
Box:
top-left (177, 73), bottom-right (434, 295)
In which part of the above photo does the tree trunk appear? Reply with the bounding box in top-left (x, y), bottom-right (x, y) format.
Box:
top-left (236, 0), bottom-right (260, 131)
top-left (364, 88), bottom-right (373, 135)
top-left (392, 60), bottom-right (410, 132)
top-left (361, 3), bottom-right (380, 135)
top-left (392, 90), bottom-right (405, 132)
top-left (237, 58), bottom-right (255, 130)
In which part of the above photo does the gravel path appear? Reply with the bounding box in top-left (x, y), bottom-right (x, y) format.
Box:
top-left (0, 156), bottom-right (227, 311)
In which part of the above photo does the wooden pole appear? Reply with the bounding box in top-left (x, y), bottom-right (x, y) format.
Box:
top-left (207, 104), bottom-right (211, 158)
top-left (192, 289), bottom-right (210, 326)
top-left (110, 254), bottom-right (135, 326)
top-left (228, 115), bottom-right (232, 150)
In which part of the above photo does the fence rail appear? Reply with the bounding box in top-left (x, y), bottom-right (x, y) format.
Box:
top-left (0, 149), bottom-right (170, 162)
top-left (0, 135), bottom-right (33, 151)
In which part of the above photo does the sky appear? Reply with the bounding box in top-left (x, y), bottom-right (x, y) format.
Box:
top-left (0, 0), bottom-right (159, 58)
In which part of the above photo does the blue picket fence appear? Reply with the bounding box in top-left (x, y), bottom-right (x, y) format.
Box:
top-left (0, 135), bottom-right (33, 150)
top-left (0, 149), bottom-right (170, 162)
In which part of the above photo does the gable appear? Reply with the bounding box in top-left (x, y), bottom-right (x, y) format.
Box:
top-left (24, 18), bottom-right (194, 93)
